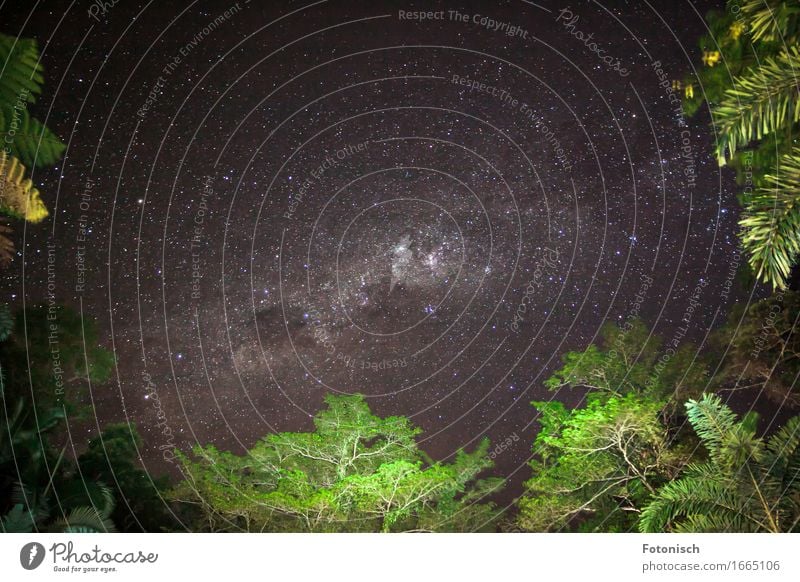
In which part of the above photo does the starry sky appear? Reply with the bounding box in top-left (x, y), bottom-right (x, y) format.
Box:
top-left (1, 0), bottom-right (750, 514)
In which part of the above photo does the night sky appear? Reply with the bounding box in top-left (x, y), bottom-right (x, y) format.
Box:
top-left (1, 0), bottom-right (752, 517)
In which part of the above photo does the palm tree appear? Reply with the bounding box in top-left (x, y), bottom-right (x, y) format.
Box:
top-left (714, 45), bottom-right (800, 289)
top-left (639, 394), bottom-right (800, 532)
top-left (686, 1), bottom-right (800, 289)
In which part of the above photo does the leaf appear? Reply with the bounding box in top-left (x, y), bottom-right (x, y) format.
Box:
top-left (713, 47), bottom-right (800, 165)
top-left (48, 506), bottom-right (117, 533)
top-left (1, 504), bottom-right (35, 533)
top-left (0, 34), bottom-right (43, 106)
top-left (0, 150), bottom-right (48, 223)
top-left (0, 103), bottom-right (66, 168)
top-left (739, 147), bottom-right (800, 289)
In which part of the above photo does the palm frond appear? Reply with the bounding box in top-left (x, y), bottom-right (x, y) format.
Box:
top-left (739, 0), bottom-right (800, 43)
top-left (713, 46), bottom-right (800, 164)
top-left (685, 394), bottom-right (740, 462)
top-left (739, 147), bottom-right (800, 289)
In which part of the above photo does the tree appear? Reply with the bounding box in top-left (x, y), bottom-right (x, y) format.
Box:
top-left (1, 308), bottom-right (121, 533)
top-left (712, 291), bottom-right (800, 407)
top-left (544, 319), bottom-right (708, 410)
top-left (171, 394), bottom-right (502, 532)
top-left (76, 424), bottom-right (176, 532)
top-left (517, 393), bottom-right (687, 532)
top-left (0, 368), bottom-right (116, 533)
top-left (0, 305), bottom-right (115, 411)
top-left (639, 394), bottom-right (800, 532)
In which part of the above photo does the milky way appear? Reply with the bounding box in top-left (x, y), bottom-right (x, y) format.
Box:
top-left (1, 0), bottom-right (744, 512)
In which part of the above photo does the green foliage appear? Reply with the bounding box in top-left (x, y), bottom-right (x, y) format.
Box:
top-left (0, 308), bottom-right (146, 533)
top-left (517, 393), bottom-right (686, 532)
top-left (681, 7), bottom-right (776, 118)
top-left (0, 104), bottom-right (65, 169)
top-left (713, 47), bottom-right (800, 165)
top-left (77, 423), bottom-right (176, 532)
top-left (1, 503), bottom-right (34, 532)
top-left (683, 2), bottom-right (800, 288)
top-left (544, 319), bottom-right (708, 407)
top-left (639, 394), bottom-right (800, 532)
top-left (0, 305), bottom-right (115, 411)
top-left (0, 34), bottom-right (42, 105)
top-left (0, 369), bottom-right (65, 500)
top-left (2, 481), bottom-right (118, 533)
top-left (46, 503), bottom-right (117, 534)
top-left (739, 0), bottom-right (800, 42)
top-left (171, 394), bottom-right (502, 532)
top-left (740, 148), bottom-right (800, 287)
top-left (0, 32), bottom-right (65, 168)
top-left (0, 303), bottom-right (12, 341)
top-left (712, 291), bottom-right (800, 407)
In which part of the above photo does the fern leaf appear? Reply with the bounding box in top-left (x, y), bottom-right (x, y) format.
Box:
top-left (1, 504), bottom-right (35, 533)
top-left (0, 151), bottom-right (48, 223)
top-left (48, 506), bottom-right (117, 533)
top-left (0, 103), bottom-right (66, 168)
top-left (0, 33), bottom-right (43, 105)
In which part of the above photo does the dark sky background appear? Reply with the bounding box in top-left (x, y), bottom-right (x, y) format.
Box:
top-left (1, 0), bottom-right (764, 523)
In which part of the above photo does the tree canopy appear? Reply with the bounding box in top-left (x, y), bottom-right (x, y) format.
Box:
top-left (171, 394), bottom-right (503, 532)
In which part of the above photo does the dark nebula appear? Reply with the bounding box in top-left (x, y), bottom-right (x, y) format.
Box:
top-left (1, 0), bottom-right (745, 512)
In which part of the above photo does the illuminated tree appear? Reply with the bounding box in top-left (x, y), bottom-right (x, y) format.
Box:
top-left (171, 394), bottom-right (502, 532)
top-left (544, 319), bottom-right (708, 411)
top-left (517, 393), bottom-right (687, 532)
